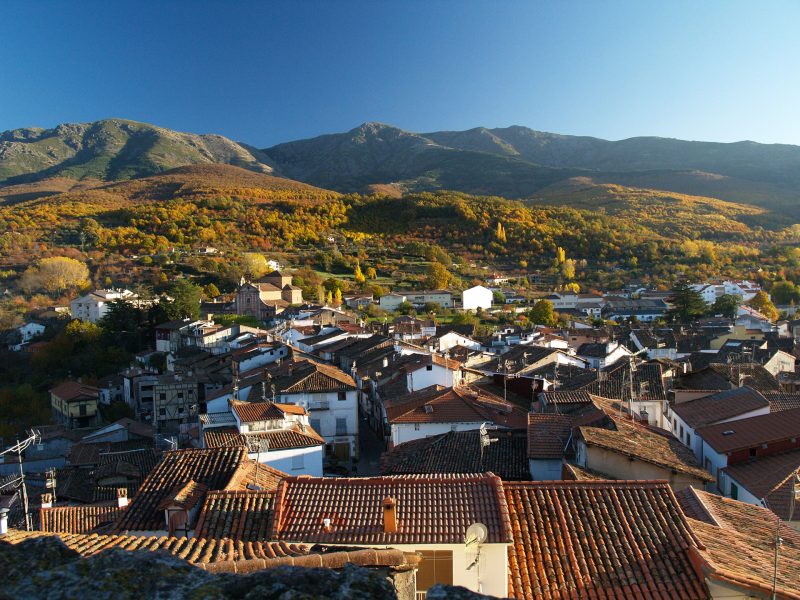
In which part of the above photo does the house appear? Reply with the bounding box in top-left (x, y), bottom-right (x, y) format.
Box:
top-left (721, 449), bottom-right (800, 522)
top-left (677, 362), bottom-right (780, 392)
top-left (461, 285), bottom-right (493, 311)
top-left (576, 340), bottom-right (633, 369)
top-left (235, 271), bottom-right (303, 321)
top-left (670, 387), bottom-right (770, 458)
top-left (343, 293), bottom-right (374, 310)
top-left (695, 407), bottom-right (800, 494)
top-left (380, 428), bottom-right (530, 480)
top-left (575, 417), bottom-right (713, 491)
top-left (8, 321), bottom-right (46, 351)
top-left (426, 330), bottom-right (482, 354)
top-left (676, 487), bottom-right (800, 599)
top-left (603, 298), bottom-right (669, 322)
top-left (379, 290), bottom-right (454, 311)
top-left (391, 316), bottom-right (437, 341)
top-left (383, 385), bottom-right (528, 447)
top-left (39, 491), bottom-right (129, 533)
top-left (526, 413), bottom-right (572, 480)
top-left (113, 446), bottom-right (285, 536)
top-left (50, 381), bottom-right (102, 429)
top-left (69, 288), bottom-right (140, 323)
top-left (505, 480), bottom-right (708, 600)
top-left (268, 473), bottom-right (512, 598)
top-left (206, 359), bottom-right (360, 460)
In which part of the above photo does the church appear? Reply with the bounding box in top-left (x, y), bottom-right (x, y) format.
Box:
top-left (236, 270), bottom-right (303, 321)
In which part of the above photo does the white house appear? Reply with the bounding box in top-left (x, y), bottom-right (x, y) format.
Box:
top-left (462, 285), bottom-right (493, 311)
top-left (576, 341), bottom-right (633, 369)
top-left (9, 321), bottom-right (46, 350)
top-left (428, 331), bottom-right (482, 354)
top-left (70, 288), bottom-right (140, 323)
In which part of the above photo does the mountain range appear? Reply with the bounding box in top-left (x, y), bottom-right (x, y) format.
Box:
top-left (2, 118), bottom-right (800, 216)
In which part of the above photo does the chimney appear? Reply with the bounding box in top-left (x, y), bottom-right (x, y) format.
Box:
top-left (323, 517), bottom-right (332, 532)
top-left (383, 356), bottom-right (389, 368)
top-left (383, 496), bottom-right (397, 533)
top-left (40, 493), bottom-right (53, 509)
top-left (116, 488), bottom-right (129, 508)
top-left (0, 508), bottom-right (8, 536)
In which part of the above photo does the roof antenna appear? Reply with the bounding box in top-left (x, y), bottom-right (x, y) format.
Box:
top-left (479, 422), bottom-right (498, 464)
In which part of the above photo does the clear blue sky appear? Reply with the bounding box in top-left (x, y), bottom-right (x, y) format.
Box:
top-left (1, 0), bottom-right (798, 147)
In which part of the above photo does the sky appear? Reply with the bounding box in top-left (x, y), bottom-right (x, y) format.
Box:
top-left (1, 0), bottom-right (799, 147)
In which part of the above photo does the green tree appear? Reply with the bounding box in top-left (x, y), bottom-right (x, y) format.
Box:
top-left (529, 299), bottom-right (556, 326)
top-left (747, 291), bottom-right (779, 322)
top-left (204, 283), bottom-right (221, 299)
top-left (492, 290), bottom-right (506, 305)
top-left (164, 279), bottom-right (202, 320)
top-left (668, 280), bottom-right (707, 323)
top-left (712, 294), bottom-right (740, 319)
top-left (770, 281), bottom-right (800, 305)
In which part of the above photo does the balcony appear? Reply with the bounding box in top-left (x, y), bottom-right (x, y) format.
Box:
top-left (309, 400), bottom-right (330, 411)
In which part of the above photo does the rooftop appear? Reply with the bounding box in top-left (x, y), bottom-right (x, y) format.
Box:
top-left (526, 413), bottom-right (571, 459)
top-left (696, 407), bottom-right (800, 453)
top-left (505, 480), bottom-right (708, 600)
top-left (671, 386), bottom-right (769, 429)
top-left (270, 473), bottom-right (511, 545)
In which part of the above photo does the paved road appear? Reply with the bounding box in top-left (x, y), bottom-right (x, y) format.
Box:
top-left (356, 414), bottom-right (386, 476)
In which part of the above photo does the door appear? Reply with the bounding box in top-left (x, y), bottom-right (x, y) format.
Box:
top-left (416, 550), bottom-right (453, 593)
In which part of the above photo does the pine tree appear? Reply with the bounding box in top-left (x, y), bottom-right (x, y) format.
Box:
top-left (334, 288), bottom-right (342, 305)
top-left (668, 280), bottom-right (707, 323)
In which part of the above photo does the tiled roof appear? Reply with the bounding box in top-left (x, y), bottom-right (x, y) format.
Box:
top-left (579, 420), bottom-right (713, 481)
top-left (762, 391), bottom-right (800, 412)
top-left (722, 449), bottom-right (800, 520)
top-left (270, 473), bottom-right (512, 545)
top-left (380, 429), bottom-right (531, 481)
top-left (224, 459), bottom-right (288, 493)
top-left (505, 480), bottom-right (708, 600)
top-left (526, 413), bottom-right (571, 459)
top-left (241, 426), bottom-right (325, 451)
top-left (39, 503), bottom-right (124, 534)
top-left (671, 386), bottom-right (768, 428)
top-left (194, 490), bottom-right (275, 542)
top-left (157, 480), bottom-right (209, 511)
top-left (49, 381), bottom-right (100, 401)
top-left (675, 488), bottom-right (800, 599)
top-left (696, 407), bottom-right (800, 453)
top-left (385, 385), bottom-right (528, 428)
top-left (539, 390), bottom-right (592, 405)
top-left (114, 447), bottom-right (247, 532)
top-left (3, 529), bottom-right (309, 564)
top-left (204, 427), bottom-right (245, 448)
top-left (679, 363), bottom-right (780, 392)
top-left (231, 401), bottom-right (286, 423)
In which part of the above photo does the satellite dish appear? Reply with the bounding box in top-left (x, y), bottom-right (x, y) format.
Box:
top-left (465, 522), bottom-right (488, 546)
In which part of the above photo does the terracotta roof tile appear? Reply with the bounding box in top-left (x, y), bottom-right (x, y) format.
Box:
top-left (194, 490), bottom-right (275, 542)
top-left (762, 391), bottom-right (800, 412)
top-left (114, 447), bottom-right (247, 532)
top-left (676, 488), bottom-right (800, 599)
top-left (271, 473), bottom-right (512, 545)
top-left (505, 480), bottom-right (708, 600)
top-left (380, 429), bottom-right (530, 480)
top-left (39, 503), bottom-right (124, 534)
top-left (696, 407), bottom-right (800, 453)
top-left (204, 427), bottom-right (245, 448)
top-left (526, 413), bottom-right (571, 459)
top-left (231, 401), bottom-right (286, 423)
top-left (157, 480), bottom-right (209, 511)
top-left (722, 449), bottom-right (800, 521)
top-left (579, 420), bottom-right (713, 481)
top-left (49, 381), bottom-right (100, 401)
top-left (671, 386), bottom-right (769, 428)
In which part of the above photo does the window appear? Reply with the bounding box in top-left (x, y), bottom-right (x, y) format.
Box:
top-left (291, 454), bottom-right (304, 471)
top-left (336, 418), bottom-right (347, 436)
top-left (416, 550), bottom-right (453, 592)
top-left (414, 423), bottom-right (421, 431)
top-left (177, 392), bottom-right (184, 399)
top-left (79, 404), bottom-right (87, 416)
top-left (749, 447), bottom-right (758, 458)
top-left (310, 419), bottom-right (321, 434)
top-left (159, 393), bottom-right (166, 401)
top-left (159, 408), bottom-right (166, 416)
top-left (685, 432), bottom-right (691, 446)
top-left (679, 425), bottom-right (684, 438)
top-left (338, 391), bottom-right (347, 401)
top-left (730, 482), bottom-right (738, 500)
top-left (426, 364), bottom-right (433, 371)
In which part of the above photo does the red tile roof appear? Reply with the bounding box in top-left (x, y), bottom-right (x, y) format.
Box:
top-left (385, 385), bottom-right (528, 428)
top-left (579, 419), bottom-right (713, 481)
top-left (270, 473), bottom-right (512, 545)
top-left (39, 503), bottom-right (124, 534)
top-left (49, 381), bottom-right (100, 401)
top-left (671, 386), bottom-right (768, 429)
top-left (232, 401), bottom-right (287, 423)
top-left (696, 407), bottom-right (800, 453)
top-left (204, 427), bottom-right (244, 448)
top-left (526, 413), bottom-right (571, 459)
top-left (194, 490), bottom-right (275, 542)
top-left (505, 480), bottom-right (708, 600)
top-left (157, 480), bottom-right (209, 511)
top-left (722, 449), bottom-right (800, 521)
top-left (114, 447), bottom-right (248, 532)
top-left (675, 488), bottom-right (800, 599)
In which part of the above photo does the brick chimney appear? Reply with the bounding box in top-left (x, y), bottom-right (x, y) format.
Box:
top-left (40, 493), bottom-right (53, 509)
top-left (383, 496), bottom-right (397, 533)
top-left (116, 488), bottom-right (129, 508)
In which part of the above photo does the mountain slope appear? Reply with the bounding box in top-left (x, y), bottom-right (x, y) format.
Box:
top-left (264, 122), bottom-right (579, 195)
top-left (0, 119), bottom-right (276, 184)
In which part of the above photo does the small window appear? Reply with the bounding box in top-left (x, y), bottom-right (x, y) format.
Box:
top-left (177, 392), bottom-right (184, 400)
top-left (159, 408), bottom-right (166, 416)
top-left (426, 364), bottom-right (433, 371)
top-left (338, 391), bottom-right (347, 401)
top-left (178, 406), bottom-right (184, 414)
top-left (414, 423), bottom-right (421, 431)
top-left (730, 482), bottom-right (738, 500)
top-left (749, 447), bottom-right (758, 457)
top-left (159, 393), bottom-right (166, 401)
top-left (336, 418), bottom-right (347, 436)
top-left (685, 432), bottom-right (691, 446)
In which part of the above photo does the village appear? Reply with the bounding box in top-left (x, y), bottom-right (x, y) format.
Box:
top-left (1, 267), bottom-right (798, 599)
